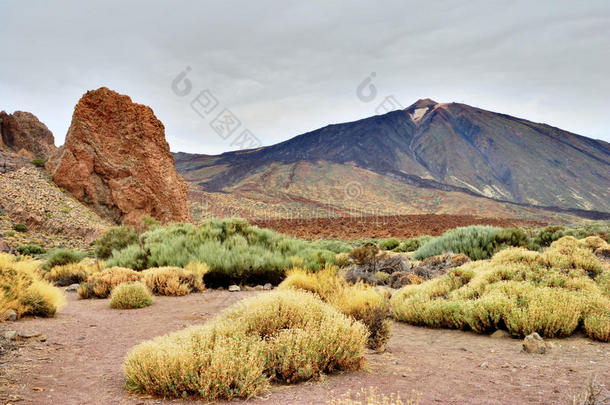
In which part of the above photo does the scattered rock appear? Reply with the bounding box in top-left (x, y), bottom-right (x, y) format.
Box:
top-left (523, 332), bottom-right (549, 354)
top-left (490, 330), bottom-right (510, 339)
top-left (263, 283), bottom-right (273, 291)
top-left (46, 87), bottom-right (190, 226)
top-left (66, 284), bottom-right (80, 292)
top-left (228, 285), bottom-right (241, 292)
top-left (480, 361), bottom-right (489, 368)
top-left (1, 309), bottom-right (17, 322)
top-left (17, 330), bottom-right (42, 339)
top-left (3, 330), bottom-right (17, 340)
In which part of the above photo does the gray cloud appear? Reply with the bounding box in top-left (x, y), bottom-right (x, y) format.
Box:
top-left (1, 0), bottom-right (608, 154)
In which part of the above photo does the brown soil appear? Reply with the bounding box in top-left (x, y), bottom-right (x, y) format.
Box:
top-left (252, 215), bottom-right (546, 240)
top-left (1, 290), bottom-right (607, 405)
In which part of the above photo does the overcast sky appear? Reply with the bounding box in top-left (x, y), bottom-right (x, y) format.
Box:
top-left (1, 0), bottom-right (609, 154)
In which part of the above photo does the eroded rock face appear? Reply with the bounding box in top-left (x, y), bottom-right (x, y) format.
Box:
top-left (47, 87), bottom-right (189, 225)
top-left (0, 111), bottom-right (56, 160)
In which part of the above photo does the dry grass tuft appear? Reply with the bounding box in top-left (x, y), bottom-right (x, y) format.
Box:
top-left (109, 282), bottom-right (154, 309)
top-left (44, 259), bottom-right (103, 286)
top-left (0, 253), bottom-right (65, 318)
top-left (141, 267), bottom-right (204, 296)
top-left (123, 290), bottom-right (367, 401)
top-left (78, 267), bottom-right (142, 299)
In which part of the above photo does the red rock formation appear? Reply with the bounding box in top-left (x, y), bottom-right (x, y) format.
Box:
top-left (0, 110), bottom-right (56, 159)
top-left (47, 87), bottom-right (190, 225)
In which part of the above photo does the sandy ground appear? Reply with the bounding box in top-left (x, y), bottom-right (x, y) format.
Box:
top-left (1, 289), bottom-right (608, 405)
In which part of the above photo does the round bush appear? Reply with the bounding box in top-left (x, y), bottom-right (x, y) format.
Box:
top-left (109, 282), bottom-right (153, 309)
top-left (123, 290), bottom-right (367, 401)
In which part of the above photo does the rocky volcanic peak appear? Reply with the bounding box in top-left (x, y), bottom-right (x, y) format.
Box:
top-left (175, 98), bottom-right (610, 214)
top-left (0, 110), bottom-right (56, 159)
top-left (47, 87), bottom-right (190, 225)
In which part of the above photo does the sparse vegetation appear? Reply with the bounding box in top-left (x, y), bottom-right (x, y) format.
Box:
top-left (12, 222), bottom-right (28, 233)
top-left (392, 236), bottom-right (610, 341)
top-left (0, 253), bottom-right (65, 318)
top-left (109, 282), bottom-right (153, 309)
top-left (31, 158), bottom-right (47, 168)
top-left (16, 243), bottom-right (46, 256)
top-left (123, 290), bottom-right (367, 401)
top-left (280, 266), bottom-right (392, 350)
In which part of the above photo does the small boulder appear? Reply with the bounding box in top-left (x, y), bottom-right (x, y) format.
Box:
top-left (490, 330), bottom-right (510, 339)
top-left (17, 330), bottom-right (42, 340)
top-left (523, 332), bottom-right (548, 354)
top-left (228, 285), bottom-right (241, 292)
top-left (263, 283), bottom-right (273, 291)
top-left (3, 330), bottom-right (17, 340)
top-left (254, 285), bottom-right (264, 291)
top-left (66, 284), bottom-right (79, 292)
top-left (1, 309), bottom-right (17, 322)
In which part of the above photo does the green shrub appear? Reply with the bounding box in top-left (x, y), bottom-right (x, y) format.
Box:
top-left (16, 244), bottom-right (46, 256)
top-left (394, 235), bottom-right (434, 252)
top-left (107, 218), bottom-right (347, 287)
top-left (94, 226), bottom-right (138, 259)
top-left (31, 158), bottom-right (46, 168)
top-left (109, 282), bottom-right (153, 309)
top-left (413, 226), bottom-right (502, 260)
top-left (123, 290), bottom-right (367, 400)
top-left (12, 223), bottom-right (28, 233)
top-left (105, 244), bottom-right (148, 270)
top-left (42, 248), bottom-right (85, 270)
top-left (378, 238), bottom-right (400, 251)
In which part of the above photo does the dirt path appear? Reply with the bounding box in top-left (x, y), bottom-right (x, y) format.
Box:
top-left (1, 290), bottom-right (608, 405)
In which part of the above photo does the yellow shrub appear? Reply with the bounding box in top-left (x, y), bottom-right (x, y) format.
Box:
top-left (280, 267), bottom-right (391, 350)
top-left (391, 237), bottom-right (610, 341)
top-left (123, 290), bottom-right (367, 400)
top-left (542, 237), bottom-right (602, 275)
top-left (141, 267), bottom-right (204, 296)
top-left (183, 261), bottom-right (209, 278)
top-left (109, 282), bottom-right (153, 309)
top-left (78, 267), bottom-right (142, 299)
top-left (44, 261), bottom-right (102, 286)
top-left (578, 236), bottom-right (607, 250)
top-left (0, 254), bottom-right (65, 318)
top-left (596, 271), bottom-right (610, 295)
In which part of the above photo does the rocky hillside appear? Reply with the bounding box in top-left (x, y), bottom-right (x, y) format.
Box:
top-left (176, 99), bottom-right (610, 218)
top-left (0, 110), bottom-right (56, 173)
top-left (0, 167), bottom-right (111, 251)
top-left (47, 87), bottom-right (190, 226)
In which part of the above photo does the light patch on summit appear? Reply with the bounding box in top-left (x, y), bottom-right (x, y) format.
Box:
top-left (410, 107), bottom-right (429, 122)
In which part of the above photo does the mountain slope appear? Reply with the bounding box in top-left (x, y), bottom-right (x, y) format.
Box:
top-left (175, 99), bottom-right (610, 218)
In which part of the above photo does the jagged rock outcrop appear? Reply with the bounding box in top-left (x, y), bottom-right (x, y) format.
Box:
top-left (0, 111), bottom-right (56, 159)
top-left (46, 87), bottom-right (190, 225)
